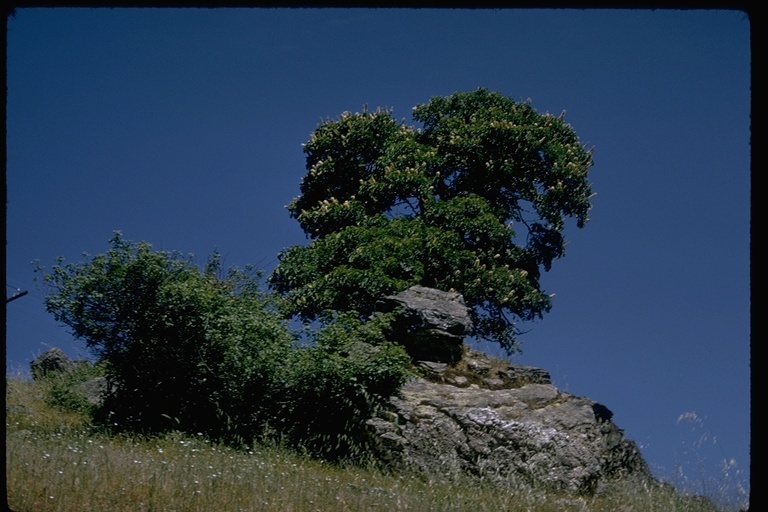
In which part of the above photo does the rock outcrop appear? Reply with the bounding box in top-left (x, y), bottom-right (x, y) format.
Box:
top-left (366, 348), bottom-right (652, 494)
top-left (30, 347), bottom-right (77, 380)
top-left (29, 348), bottom-right (106, 405)
top-left (377, 285), bottom-right (473, 364)
top-left (368, 286), bottom-right (654, 495)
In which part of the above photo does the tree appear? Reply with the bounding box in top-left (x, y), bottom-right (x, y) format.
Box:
top-left (270, 88), bottom-right (595, 354)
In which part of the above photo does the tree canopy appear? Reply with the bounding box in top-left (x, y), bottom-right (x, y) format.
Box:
top-left (270, 88), bottom-right (595, 353)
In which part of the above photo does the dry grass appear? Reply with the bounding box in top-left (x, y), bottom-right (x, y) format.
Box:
top-left (6, 376), bottom-right (740, 512)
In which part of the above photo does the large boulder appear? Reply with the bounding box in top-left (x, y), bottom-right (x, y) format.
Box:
top-left (377, 286), bottom-right (473, 364)
top-left (366, 348), bottom-right (653, 495)
top-left (73, 376), bottom-right (108, 406)
top-left (29, 347), bottom-right (106, 406)
top-left (30, 347), bottom-right (76, 380)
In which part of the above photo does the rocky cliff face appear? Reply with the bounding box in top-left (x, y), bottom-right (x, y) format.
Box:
top-left (366, 348), bottom-right (652, 495)
top-left (367, 286), bottom-right (654, 495)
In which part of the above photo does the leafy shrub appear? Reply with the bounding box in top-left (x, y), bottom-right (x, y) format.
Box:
top-left (274, 313), bottom-right (411, 461)
top-left (36, 233), bottom-right (412, 460)
top-left (36, 232), bottom-right (295, 442)
top-left (37, 360), bottom-right (106, 415)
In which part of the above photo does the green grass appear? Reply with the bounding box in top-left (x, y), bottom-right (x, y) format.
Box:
top-left (6, 375), bottom-right (741, 512)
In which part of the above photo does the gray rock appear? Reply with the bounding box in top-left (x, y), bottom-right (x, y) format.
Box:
top-left (446, 375), bottom-right (468, 387)
top-left (366, 352), bottom-right (653, 495)
top-left (466, 357), bottom-right (492, 375)
top-left (30, 347), bottom-right (76, 380)
top-left (499, 365), bottom-right (552, 386)
top-left (73, 377), bottom-right (108, 406)
top-left (377, 286), bottom-right (473, 364)
top-left (417, 360), bottom-right (448, 372)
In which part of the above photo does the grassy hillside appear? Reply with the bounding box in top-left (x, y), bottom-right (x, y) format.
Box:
top-left (6, 374), bottom-right (735, 512)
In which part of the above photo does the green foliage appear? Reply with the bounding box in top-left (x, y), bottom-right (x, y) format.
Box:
top-left (276, 313), bottom-right (411, 461)
top-left (37, 360), bottom-right (106, 415)
top-left (7, 378), bottom-right (735, 512)
top-left (272, 217), bottom-right (426, 322)
top-left (35, 233), bottom-right (412, 462)
top-left (36, 232), bottom-right (296, 441)
top-left (271, 88), bottom-right (595, 353)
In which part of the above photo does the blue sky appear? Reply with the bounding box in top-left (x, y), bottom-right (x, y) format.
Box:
top-left (5, 8), bottom-right (750, 506)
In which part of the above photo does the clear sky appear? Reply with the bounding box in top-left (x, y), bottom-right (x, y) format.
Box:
top-left (5, 7), bottom-right (750, 507)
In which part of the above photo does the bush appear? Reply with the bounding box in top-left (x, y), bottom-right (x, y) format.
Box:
top-left (37, 360), bottom-right (106, 416)
top-left (36, 232), bottom-right (296, 442)
top-left (275, 313), bottom-right (411, 461)
top-left (36, 233), bottom-right (412, 459)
